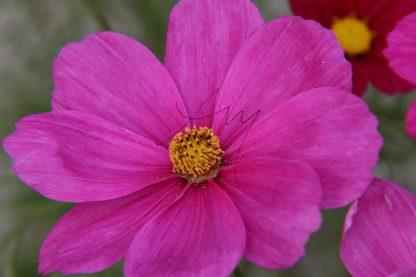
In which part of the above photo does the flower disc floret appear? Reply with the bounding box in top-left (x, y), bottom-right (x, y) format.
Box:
top-left (331, 16), bottom-right (373, 56)
top-left (169, 126), bottom-right (223, 183)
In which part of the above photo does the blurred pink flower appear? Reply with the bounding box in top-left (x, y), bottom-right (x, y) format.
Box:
top-left (384, 12), bottom-right (416, 86)
top-left (290, 0), bottom-right (416, 96)
top-left (384, 12), bottom-right (416, 138)
top-left (341, 178), bottom-right (416, 277)
top-left (3, 0), bottom-right (381, 276)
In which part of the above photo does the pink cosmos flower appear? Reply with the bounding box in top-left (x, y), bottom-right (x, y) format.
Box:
top-left (341, 178), bottom-right (416, 277)
top-left (290, 0), bottom-right (416, 96)
top-left (384, 12), bottom-right (416, 138)
top-left (3, 0), bottom-right (381, 276)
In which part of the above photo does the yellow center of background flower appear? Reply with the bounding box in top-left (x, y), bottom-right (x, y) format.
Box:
top-left (169, 126), bottom-right (223, 183)
top-left (331, 16), bottom-right (373, 56)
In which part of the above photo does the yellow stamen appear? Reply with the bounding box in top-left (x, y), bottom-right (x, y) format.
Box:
top-left (331, 16), bottom-right (373, 56)
top-left (169, 126), bottom-right (223, 183)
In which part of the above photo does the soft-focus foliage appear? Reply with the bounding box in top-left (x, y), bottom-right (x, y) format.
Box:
top-left (0, 1), bottom-right (415, 277)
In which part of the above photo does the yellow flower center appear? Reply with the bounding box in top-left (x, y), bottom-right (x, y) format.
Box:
top-left (169, 126), bottom-right (223, 183)
top-left (331, 16), bottom-right (373, 56)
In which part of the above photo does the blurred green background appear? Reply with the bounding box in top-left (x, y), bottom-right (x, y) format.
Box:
top-left (0, 1), bottom-right (415, 276)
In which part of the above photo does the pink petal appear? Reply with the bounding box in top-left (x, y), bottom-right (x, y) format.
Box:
top-left (341, 178), bottom-right (416, 277)
top-left (52, 32), bottom-right (188, 144)
top-left (389, 269), bottom-right (416, 277)
top-left (219, 157), bottom-right (322, 269)
top-left (362, 55), bottom-right (415, 95)
top-left (226, 87), bottom-right (381, 209)
top-left (351, 60), bottom-right (370, 96)
top-left (406, 100), bottom-right (416, 138)
top-left (3, 111), bottom-right (173, 202)
top-left (39, 179), bottom-right (184, 274)
top-left (212, 16), bottom-right (351, 147)
top-left (363, 0), bottom-right (416, 35)
top-left (289, 0), bottom-right (355, 27)
top-left (165, 0), bottom-right (263, 127)
top-left (384, 12), bottom-right (416, 86)
top-left (124, 182), bottom-right (245, 277)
